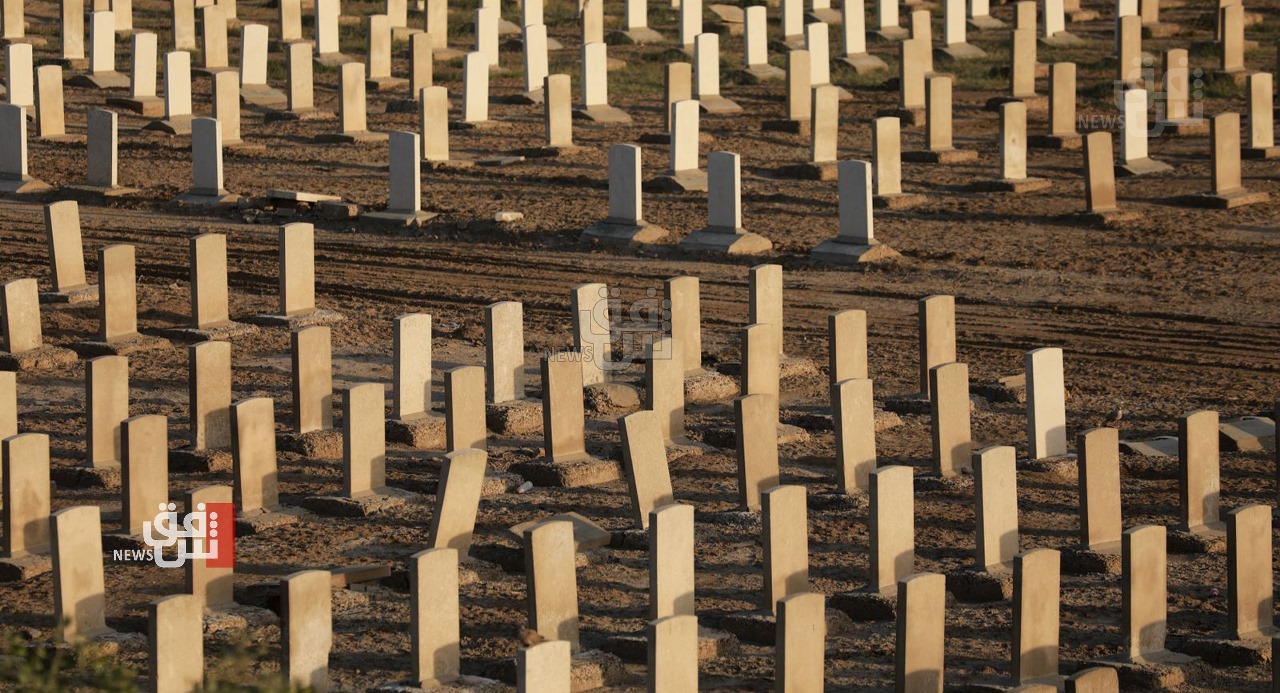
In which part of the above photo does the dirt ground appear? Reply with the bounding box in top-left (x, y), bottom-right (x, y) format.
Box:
top-left (1, 0), bottom-right (1279, 689)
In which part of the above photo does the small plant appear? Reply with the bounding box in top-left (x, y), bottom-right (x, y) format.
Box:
top-left (0, 626), bottom-right (137, 692)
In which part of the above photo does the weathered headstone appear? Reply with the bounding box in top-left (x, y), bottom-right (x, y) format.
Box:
top-left (366, 15), bottom-right (407, 91)
top-left (620, 0), bottom-right (663, 43)
top-left (679, 0), bottom-right (702, 47)
top-left (150, 594), bottom-right (203, 693)
top-left (62, 0), bottom-right (87, 63)
top-left (1, 278), bottom-right (78, 370)
top-left (197, 5), bottom-right (231, 74)
top-left (895, 573), bottom-right (945, 691)
top-left (1178, 409), bottom-right (1223, 536)
top-left (524, 519), bottom-right (580, 650)
top-left (521, 26), bottom-right (549, 103)
top-left (828, 310), bottom-right (867, 384)
top-left (81, 110), bottom-right (137, 195)
top-left (410, 547), bottom-right (460, 686)
top-left (1030, 62), bottom-right (1082, 149)
top-left (41, 201), bottom-right (95, 303)
top-left (429, 449), bottom-right (486, 553)
top-left (871, 466), bottom-right (915, 593)
top-left (1226, 504), bottom-right (1274, 640)
top-left (648, 614), bottom-right (698, 691)
top-left (619, 410), bottom-right (675, 528)
top-left (176, 117), bottom-right (239, 206)
top-left (231, 396), bottom-right (287, 522)
top-left (247, 222), bottom-right (343, 326)
top-left (292, 326), bottom-right (333, 435)
top-left (1116, 14), bottom-right (1143, 86)
top-left (1077, 427), bottom-right (1121, 550)
top-left (364, 131), bottom-right (436, 227)
top-left (873, 116), bottom-right (927, 206)
top-left (979, 100), bottom-right (1052, 191)
top-left (172, 0), bottom-right (196, 50)
top-left (281, 569), bottom-right (333, 692)
top-left (905, 75), bottom-right (978, 163)
top-left (1217, 4), bottom-right (1245, 79)
top-left (1012, 548), bottom-right (1061, 684)
top-left (571, 282), bottom-right (611, 386)
top-left (87, 243), bottom-right (170, 351)
top-left (86, 354), bottom-right (129, 468)
top-left (51, 506), bottom-right (112, 642)
top-left (736, 394), bottom-right (781, 511)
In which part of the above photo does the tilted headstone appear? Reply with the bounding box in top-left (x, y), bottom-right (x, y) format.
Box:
top-left (43, 200), bottom-right (91, 298)
top-left (281, 570), bottom-right (333, 692)
top-left (1, 278), bottom-right (45, 355)
top-left (86, 354), bottom-right (129, 467)
top-left (5, 43), bottom-right (34, 109)
top-left (523, 519), bottom-right (580, 650)
top-left (51, 506), bottom-right (111, 642)
top-left (619, 410), bottom-right (675, 529)
top-left (1083, 132), bottom-right (1119, 213)
top-left (429, 449), bottom-right (486, 553)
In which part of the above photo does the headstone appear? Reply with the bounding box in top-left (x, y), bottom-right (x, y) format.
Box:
top-left (870, 465), bottom-right (914, 592)
top-left (188, 233), bottom-right (232, 330)
top-left (873, 117), bottom-right (920, 204)
top-left (1218, 5), bottom-right (1244, 77)
top-left (623, 0), bottom-right (661, 42)
top-left (786, 51), bottom-right (812, 124)
top-left (278, 0), bottom-right (302, 43)
top-left (781, 0), bottom-right (803, 41)
top-left (736, 394), bottom-right (780, 511)
top-left (232, 397), bottom-right (281, 514)
top-left (536, 354), bottom-right (586, 463)
top-left (476, 7), bottom-right (499, 67)
top-left (580, 0), bottom-right (603, 45)
top-left (806, 23), bottom-right (834, 88)
top-left (524, 27), bottom-right (549, 99)
top-left (0, 105), bottom-right (49, 194)
top-left (896, 573), bottom-right (945, 691)
top-left (150, 594), bottom-right (203, 693)
top-left (485, 301), bottom-right (525, 404)
top-left (833, 378), bottom-right (877, 493)
top-left (365, 131), bottom-right (434, 225)
top-left (665, 277), bottom-right (703, 376)
top-left (1116, 89), bottom-right (1171, 175)
top-left (873, 0), bottom-right (905, 38)
top-left (184, 484), bottom-right (234, 609)
top-left (1158, 49), bottom-right (1205, 134)
top-left (571, 283), bottom-right (611, 386)
top-left (392, 313), bottom-right (433, 421)
top-left (51, 506), bottom-right (110, 641)
top-left (931, 362), bottom-right (973, 477)
top-left (741, 322), bottom-right (781, 427)
top-left (366, 15), bottom-right (405, 91)
top-left (43, 200), bottom-right (92, 301)
top-left (577, 43), bottom-right (631, 123)
top-left (411, 548), bottom-right (462, 686)
top-left (650, 503), bottom-right (695, 618)
top-left (281, 570), bottom-right (333, 692)
top-left (1011, 27), bottom-right (1037, 98)
top-left (518, 640), bottom-right (571, 692)
top-left (86, 355), bottom-right (128, 468)
top-left (62, 0), bottom-right (87, 62)
top-left (523, 519), bottom-right (580, 650)
top-left (975, 446), bottom-right (1018, 570)
top-left (905, 75), bottom-right (979, 162)
top-left (648, 614), bottom-right (698, 691)
top-left (172, 0), bottom-right (196, 50)
top-left (839, 0), bottom-right (887, 72)
top-left (619, 410), bottom-right (675, 528)
top-left (811, 85), bottom-right (839, 167)
top-left (681, 151), bottom-right (772, 254)
top-left (35, 66), bottom-right (68, 140)
top-left (445, 366), bottom-right (487, 451)
top-left (429, 449), bottom-right (486, 553)
top-left (1078, 427), bottom-right (1121, 549)
top-left (987, 100), bottom-right (1054, 191)
top-left (239, 24), bottom-right (284, 107)
top-left (411, 32), bottom-right (434, 98)
top-left (1226, 504), bottom-right (1273, 640)
top-left (918, 295), bottom-right (956, 395)
top-left (2, 433), bottom-right (52, 559)
top-left (4, 43), bottom-right (33, 109)
top-left (120, 414), bottom-right (168, 534)
top-left (1116, 14), bottom-right (1142, 86)
top-left (1026, 348), bottom-right (1067, 458)
top-left (78, 10), bottom-right (130, 89)
top-left (1083, 132), bottom-right (1119, 213)
top-left (291, 326), bottom-right (333, 434)
top-left (1178, 410), bottom-right (1221, 533)
top-left (314, 0), bottom-right (342, 61)
top-left (764, 485), bottom-right (809, 613)
top-left (98, 244), bottom-right (140, 343)
top-left (147, 51), bottom-right (194, 135)
top-left (188, 341), bottom-right (232, 452)
top-left (1122, 525), bottom-right (1170, 659)
top-left (1031, 62), bottom-right (1081, 148)
top-left (1243, 73), bottom-right (1279, 158)
top-left (107, 31), bottom-right (161, 115)
top-left (200, 6), bottom-right (229, 71)
top-left (694, 33), bottom-right (740, 113)
top-left (285, 41), bottom-right (319, 117)
top-left (462, 52), bottom-right (489, 123)
top-left (829, 310), bottom-right (867, 384)
top-left (343, 382), bottom-right (389, 497)
top-left (679, 0), bottom-right (702, 47)
top-left (898, 37), bottom-right (927, 112)
top-left (212, 71), bottom-right (244, 145)
top-left (420, 86), bottom-right (450, 162)
top-left (321, 62), bottom-right (385, 143)
top-left (1013, 548), bottom-right (1061, 683)
top-left (183, 117), bottom-right (236, 204)
top-left (1, 278), bottom-right (45, 356)
top-left (583, 144), bottom-right (670, 244)
top-left (645, 338), bottom-right (687, 445)
top-left (743, 7), bottom-right (783, 80)
top-left (425, 0), bottom-right (448, 49)
top-left (0, 372), bottom-right (14, 443)
top-left (114, 0), bottom-right (134, 30)
top-left (776, 592), bottom-right (826, 689)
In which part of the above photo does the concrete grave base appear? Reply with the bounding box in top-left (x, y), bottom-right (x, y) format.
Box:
top-left (366, 76), bottom-right (409, 92)
top-left (967, 674), bottom-right (1065, 692)
top-left (836, 53), bottom-right (889, 74)
top-left (66, 70), bottom-right (130, 89)
top-left (583, 382), bottom-right (641, 414)
top-left (581, 219), bottom-right (670, 246)
top-left (0, 344), bottom-right (78, 371)
top-left (64, 183), bottom-right (142, 198)
top-left (934, 42), bottom-right (987, 62)
top-left (507, 512), bottom-right (612, 551)
top-left (244, 308), bottom-right (345, 329)
top-left (192, 66), bottom-right (238, 79)
top-left (680, 228), bottom-right (774, 255)
top-left (1039, 31), bottom-right (1084, 46)
top-left (806, 7), bottom-right (842, 23)
top-left (1027, 132), bottom-right (1083, 149)
top-left (972, 177), bottom-right (1054, 194)
top-left (1178, 188), bottom-right (1270, 209)
top-left (0, 552), bottom-right (53, 582)
top-left (867, 26), bottom-right (911, 42)
top-left (203, 603), bottom-right (280, 634)
top-left (761, 118), bottom-right (810, 136)
top-left (610, 27), bottom-right (665, 44)
top-left (601, 626), bottom-right (739, 662)
top-left (486, 398), bottom-right (543, 436)
top-left (984, 94), bottom-right (1048, 112)
top-left (73, 332), bottom-right (171, 357)
top-left (169, 446), bottom-right (233, 473)
top-left (967, 15), bottom-right (1007, 30)
top-left (1143, 22), bottom-right (1182, 38)
top-left (1061, 542), bottom-right (1122, 575)
top-left (708, 4), bottom-right (745, 27)
top-left (487, 649), bottom-right (626, 691)
top-left (277, 429), bottom-right (344, 458)
top-left (1243, 146), bottom-right (1280, 160)
top-left (701, 422), bottom-right (810, 449)
top-left (1116, 157), bottom-right (1174, 176)
top-left (776, 161), bottom-right (839, 180)
top-left (40, 284), bottom-right (98, 304)
top-left (903, 147), bottom-right (979, 163)
top-left (573, 105), bottom-right (633, 124)
top-left (235, 505), bottom-right (309, 535)
top-left (650, 171), bottom-right (711, 193)
top-left (874, 107), bottom-right (926, 126)
top-left (314, 52), bottom-right (352, 68)
top-left (1166, 524), bottom-right (1226, 554)
top-left (386, 412), bottom-right (447, 449)
top-left (418, 467), bottom-right (521, 498)
top-left (1157, 117), bottom-right (1209, 136)
top-left (515, 144), bottom-right (587, 159)
top-left (946, 568), bottom-right (1014, 602)
top-left (263, 107), bottom-right (335, 123)
top-left (1219, 416), bottom-right (1275, 451)
top-left (240, 84), bottom-right (287, 108)
top-left (719, 608), bottom-right (854, 645)
top-left (175, 190), bottom-right (241, 207)
top-left (698, 94), bottom-right (743, 115)
top-left (739, 64), bottom-right (786, 83)
top-left (105, 94), bottom-right (165, 117)
top-left (363, 209), bottom-right (439, 229)
top-left (510, 455), bottom-right (623, 488)
top-left (684, 369), bottom-right (740, 404)
top-left (874, 192), bottom-right (928, 208)
top-left (386, 97), bottom-right (426, 111)
top-left (810, 239), bottom-right (902, 264)
top-left (159, 320), bottom-right (260, 343)
top-left (793, 408), bottom-right (904, 433)
top-left (422, 158), bottom-right (478, 172)
top-left (1183, 631), bottom-right (1275, 666)
top-left (143, 114), bottom-right (193, 135)
top-left (51, 463), bottom-right (120, 489)
top-left (1072, 208), bottom-right (1143, 227)
top-left (1097, 650), bottom-right (1202, 689)
top-left (373, 674), bottom-right (507, 692)
top-left (830, 589), bottom-right (897, 621)
top-left (1067, 9), bottom-right (1100, 21)
top-left (0, 175), bottom-right (52, 194)
top-left (302, 487), bottom-right (420, 518)
top-left (1119, 435), bottom-right (1179, 456)
top-left (313, 130), bottom-right (389, 144)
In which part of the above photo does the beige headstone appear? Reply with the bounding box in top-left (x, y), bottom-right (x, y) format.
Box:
top-left (411, 32), bottom-right (434, 97)
top-left (1083, 132), bottom-right (1118, 212)
top-left (544, 73), bottom-right (572, 148)
top-left (918, 295), bottom-right (956, 395)
top-left (1, 278), bottom-right (43, 354)
top-left (429, 448), bottom-right (486, 554)
top-left (1116, 15), bottom-right (1141, 84)
top-left (646, 338), bottom-right (685, 444)
top-left (930, 362), bottom-right (972, 476)
top-left (51, 506), bottom-right (109, 642)
top-left (1026, 347), bottom-right (1067, 459)
top-left (86, 354), bottom-right (129, 468)
top-left (445, 366), bottom-right (487, 451)
top-left (185, 484), bottom-right (234, 609)
top-left (1211, 113), bottom-right (1243, 195)
top-left (571, 283), bottom-right (611, 386)
top-left (1049, 63), bottom-right (1077, 136)
top-left (291, 326), bottom-right (333, 433)
top-left (833, 378), bottom-right (877, 494)
top-left (870, 465), bottom-right (914, 593)
top-left (232, 397), bottom-right (280, 513)
top-left (150, 593), bottom-right (203, 693)
top-left (742, 322), bottom-right (781, 428)
top-left (764, 485), bottom-right (809, 614)
top-left (282, 569), bottom-right (333, 692)
top-left (619, 410), bottom-right (675, 529)
top-left (648, 614), bottom-right (699, 692)
top-left (1013, 548), bottom-right (1061, 683)
top-left (0, 371), bottom-right (14, 443)
top-left (44, 200), bottom-right (88, 293)
top-left (1220, 5), bottom-right (1243, 73)
top-left (975, 446), bottom-right (1018, 571)
top-left (200, 5), bottom-right (228, 69)
top-left (343, 383), bottom-right (387, 497)
top-left (394, 313), bottom-right (432, 420)
top-left (420, 86), bottom-right (449, 162)
top-left (485, 301), bottom-right (525, 404)
top-left (279, 222), bottom-right (316, 316)
top-left (811, 85), bottom-right (839, 163)
top-left (63, 0), bottom-right (87, 60)
top-left (896, 572), bottom-right (945, 692)
top-left (462, 52), bottom-right (489, 122)
top-left (650, 503), bottom-right (695, 619)
top-left (925, 75), bottom-right (954, 152)
top-left (1162, 50), bottom-right (1190, 122)
top-left (190, 234), bottom-right (229, 328)
top-left (1078, 427), bottom-right (1121, 549)
top-left (664, 63), bottom-right (693, 131)
top-left (1248, 73), bottom-right (1274, 149)
top-left (98, 244), bottom-right (138, 341)
top-left (412, 547), bottom-right (461, 686)
top-left (786, 51), bottom-right (812, 122)
top-left (1011, 27), bottom-right (1036, 96)
top-left (1227, 503), bottom-right (1273, 640)
top-left (338, 62), bottom-right (368, 134)
top-left (1122, 524), bottom-right (1167, 659)
top-left (121, 414), bottom-right (168, 534)
top-left (736, 394), bottom-right (781, 511)
top-left (2, 433), bottom-right (52, 557)
top-left (670, 100), bottom-right (700, 173)
top-left (286, 41), bottom-right (315, 112)
top-left (1065, 667), bottom-right (1118, 693)
top-left (776, 592), bottom-right (826, 691)
top-left (314, 0), bottom-right (340, 55)
top-left (541, 353), bottom-right (586, 461)
top-left (999, 101), bottom-right (1029, 181)
top-left (665, 276), bottom-right (703, 375)
top-left (900, 37), bottom-right (927, 109)
top-left (829, 309), bottom-right (868, 384)
top-left (1178, 409), bottom-right (1220, 531)
top-left (517, 640), bottom-right (571, 692)
top-left (524, 519), bottom-right (580, 650)
top-left (36, 65), bottom-right (66, 139)
top-left (164, 51), bottom-right (193, 118)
